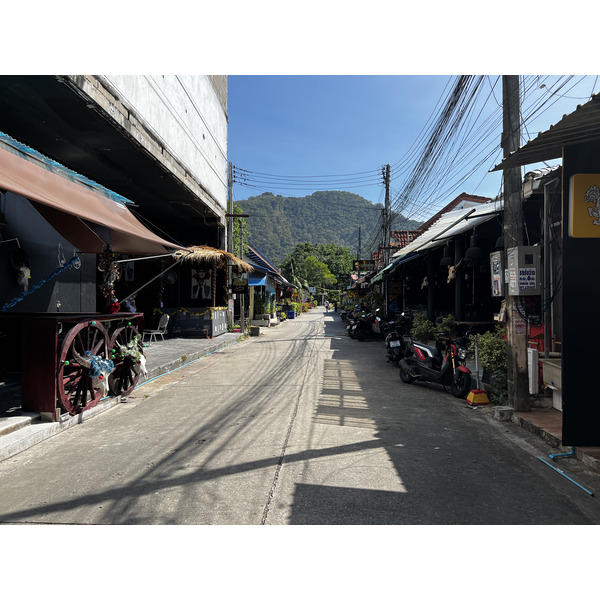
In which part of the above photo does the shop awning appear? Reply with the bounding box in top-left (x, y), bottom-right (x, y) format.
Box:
top-left (249, 273), bottom-right (268, 286)
top-left (0, 134), bottom-right (187, 255)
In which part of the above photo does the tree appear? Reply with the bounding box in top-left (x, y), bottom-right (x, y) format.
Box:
top-left (232, 204), bottom-right (250, 256)
top-left (280, 242), bottom-right (352, 286)
top-left (303, 256), bottom-right (336, 291)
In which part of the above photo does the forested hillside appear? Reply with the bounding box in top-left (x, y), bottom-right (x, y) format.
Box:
top-left (235, 190), bottom-right (420, 266)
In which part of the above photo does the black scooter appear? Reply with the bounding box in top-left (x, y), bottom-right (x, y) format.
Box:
top-left (398, 330), bottom-right (472, 398)
top-left (385, 311), bottom-right (414, 366)
top-left (354, 309), bottom-right (383, 341)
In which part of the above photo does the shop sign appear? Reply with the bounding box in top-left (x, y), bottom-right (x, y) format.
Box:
top-left (569, 174), bottom-right (600, 237)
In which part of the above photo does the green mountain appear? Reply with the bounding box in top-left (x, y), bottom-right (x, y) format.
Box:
top-left (235, 190), bottom-right (421, 266)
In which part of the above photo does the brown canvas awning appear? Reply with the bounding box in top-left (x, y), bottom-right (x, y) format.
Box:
top-left (0, 143), bottom-right (186, 255)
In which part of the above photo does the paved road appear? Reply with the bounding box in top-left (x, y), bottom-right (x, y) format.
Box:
top-left (1, 308), bottom-right (600, 525)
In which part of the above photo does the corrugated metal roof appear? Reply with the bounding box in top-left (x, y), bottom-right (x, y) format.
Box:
top-left (492, 93), bottom-right (600, 171)
top-left (0, 130), bottom-right (134, 206)
top-left (391, 201), bottom-right (503, 260)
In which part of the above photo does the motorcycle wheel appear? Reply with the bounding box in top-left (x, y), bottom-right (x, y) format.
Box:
top-left (451, 371), bottom-right (472, 398)
top-left (399, 364), bottom-right (415, 384)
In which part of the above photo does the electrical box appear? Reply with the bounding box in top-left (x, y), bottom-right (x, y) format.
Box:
top-left (490, 251), bottom-right (505, 297)
top-left (506, 246), bottom-right (541, 296)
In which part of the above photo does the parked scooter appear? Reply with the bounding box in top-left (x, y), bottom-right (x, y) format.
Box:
top-left (385, 310), bottom-right (414, 366)
top-left (398, 329), bottom-right (472, 398)
top-left (346, 310), bottom-right (361, 338)
top-left (354, 309), bottom-right (384, 341)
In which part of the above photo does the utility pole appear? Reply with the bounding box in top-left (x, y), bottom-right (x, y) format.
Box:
top-left (383, 164), bottom-right (391, 267)
top-left (239, 217), bottom-right (245, 335)
top-left (502, 75), bottom-right (529, 411)
top-left (357, 227), bottom-right (362, 261)
top-left (227, 162), bottom-right (234, 329)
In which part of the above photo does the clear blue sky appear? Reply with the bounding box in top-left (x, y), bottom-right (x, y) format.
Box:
top-left (228, 75), bottom-right (600, 223)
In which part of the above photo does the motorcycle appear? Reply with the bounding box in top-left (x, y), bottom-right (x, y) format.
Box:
top-left (354, 309), bottom-right (384, 341)
top-left (385, 310), bottom-right (414, 366)
top-left (346, 311), bottom-right (361, 338)
top-left (398, 329), bottom-right (472, 398)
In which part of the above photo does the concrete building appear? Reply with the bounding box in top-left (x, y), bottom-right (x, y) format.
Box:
top-left (0, 75), bottom-right (228, 316)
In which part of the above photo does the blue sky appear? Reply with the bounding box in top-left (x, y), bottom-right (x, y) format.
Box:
top-left (228, 75), bottom-right (600, 223)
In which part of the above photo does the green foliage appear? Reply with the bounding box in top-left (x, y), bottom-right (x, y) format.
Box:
top-left (235, 191), bottom-right (420, 265)
top-left (435, 314), bottom-right (457, 338)
top-left (303, 256), bottom-right (336, 288)
top-left (410, 313), bottom-right (437, 342)
top-left (410, 313), bottom-right (458, 342)
top-left (232, 204), bottom-right (250, 255)
top-left (280, 243), bottom-right (347, 292)
top-left (477, 326), bottom-right (507, 373)
top-left (477, 325), bottom-right (508, 405)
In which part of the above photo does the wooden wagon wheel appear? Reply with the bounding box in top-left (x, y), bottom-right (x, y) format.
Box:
top-left (57, 320), bottom-right (110, 415)
top-left (108, 323), bottom-right (143, 397)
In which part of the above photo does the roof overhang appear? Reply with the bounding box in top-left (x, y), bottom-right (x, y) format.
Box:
top-left (491, 93), bottom-right (600, 171)
top-left (372, 202), bottom-right (502, 282)
top-left (0, 136), bottom-right (186, 255)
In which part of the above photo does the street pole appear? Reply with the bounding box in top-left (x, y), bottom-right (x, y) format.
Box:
top-left (227, 162), bottom-right (234, 329)
top-left (383, 164), bottom-right (391, 316)
top-left (383, 164), bottom-right (391, 267)
top-left (239, 218), bottom-right (245, 334)
top-left (502, 75), bottom-right (529, 411)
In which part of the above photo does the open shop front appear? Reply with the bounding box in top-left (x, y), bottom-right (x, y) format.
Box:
top-left (0, 133), bottom-right (203, 420)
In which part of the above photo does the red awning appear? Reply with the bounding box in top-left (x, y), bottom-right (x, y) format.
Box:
top-left (0, 143), bottom-right (186, 255)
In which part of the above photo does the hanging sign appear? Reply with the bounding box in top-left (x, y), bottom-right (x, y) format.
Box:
top-left (569, 174), bottom-right (600, 237)
top-left (232, 271), bottom-right (248, 292)
top-left (352, 260), bottom-right (375, 271)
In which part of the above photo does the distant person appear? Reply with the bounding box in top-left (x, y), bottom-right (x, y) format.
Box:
top-left (334, 301), bottom-right (338, 313)
top-left (324, 300), bottom-right (329, 312)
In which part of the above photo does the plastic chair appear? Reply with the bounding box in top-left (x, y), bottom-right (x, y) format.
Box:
top-left (142, 314), bottom-right (169, 343)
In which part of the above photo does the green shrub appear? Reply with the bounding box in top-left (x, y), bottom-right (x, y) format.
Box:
top-left (410, 313), bottom-right (436, 342)
top-left (477, 325), bottom-right (507, 373)
top-left (476, 325), bottom-right (508, 404)
top-left (435, 314), bottom-right (457, 338)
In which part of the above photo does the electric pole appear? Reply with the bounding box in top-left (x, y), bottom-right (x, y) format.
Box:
top-left (383, 164), bottom-right (391, 267)
top-left (227, 162), bottom-right (234, 328)
top-left (357, 227), bottom-right (362, 261)
top-left (502, 75), bottom-right (529, 411)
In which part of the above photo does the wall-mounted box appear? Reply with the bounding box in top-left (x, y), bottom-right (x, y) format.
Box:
top-left (506, 246), bottom-right (541, 296)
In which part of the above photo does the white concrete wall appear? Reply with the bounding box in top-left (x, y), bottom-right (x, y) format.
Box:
top-left (102, 75), bottom-right (228, 211)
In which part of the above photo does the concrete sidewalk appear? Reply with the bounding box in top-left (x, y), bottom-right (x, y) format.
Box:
top-left (0, 330), bottom-right (249, 462)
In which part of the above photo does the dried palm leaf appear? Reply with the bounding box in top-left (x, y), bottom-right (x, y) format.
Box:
top-left (173, 245), bottom-right (254, 272)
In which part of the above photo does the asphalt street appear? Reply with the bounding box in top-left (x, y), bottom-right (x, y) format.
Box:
top-left (1, 307), bottom-right (600, 525)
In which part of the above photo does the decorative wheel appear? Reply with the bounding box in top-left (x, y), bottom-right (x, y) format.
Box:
top-left (57, 320), bottom-right (110, 415)
top-left (108, 323), bottom-right (144, 397)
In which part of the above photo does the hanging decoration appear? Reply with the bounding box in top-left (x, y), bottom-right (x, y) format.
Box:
top-left (1, 255), bottom-right (80, 312)
top-left (98, 245), bottom-right (121, 313)
top-left (113, 334), bottom-right (148, 379)
top-left (71, 348), bottom-right (115, 398)
top-left (9, 245), bottom-right (31, 290)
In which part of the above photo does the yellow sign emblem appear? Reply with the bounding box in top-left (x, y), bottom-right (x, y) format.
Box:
top-left (569, 174), bottom-right (600, 237)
